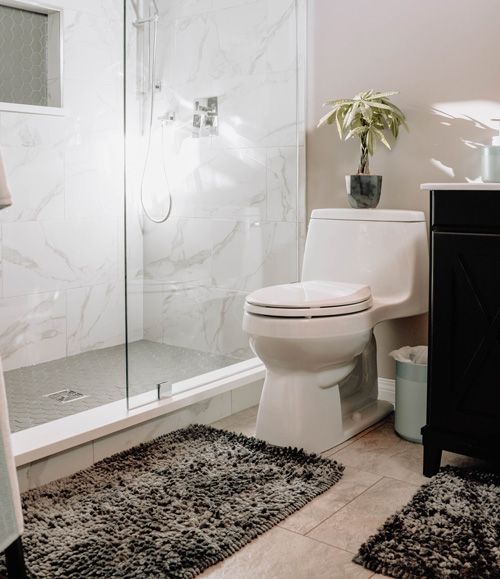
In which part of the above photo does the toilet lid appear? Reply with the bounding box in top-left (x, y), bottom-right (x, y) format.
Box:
top-left (245, 281), bottom-right (372, 318)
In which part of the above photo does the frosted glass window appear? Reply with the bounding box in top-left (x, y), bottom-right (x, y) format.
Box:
top-left (0, 4), bottom-right (49, 106)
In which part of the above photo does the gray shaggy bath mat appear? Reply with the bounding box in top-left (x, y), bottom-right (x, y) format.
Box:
top-left (1, 424), bottom-right (343, 579)
top-left (354, 466), bottom-right (500, 578)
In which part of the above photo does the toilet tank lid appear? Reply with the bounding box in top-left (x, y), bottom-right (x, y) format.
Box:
top-left (311, 208), bottom-right (425, 222)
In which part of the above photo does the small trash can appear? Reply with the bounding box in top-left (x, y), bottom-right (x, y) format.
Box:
top-left (390, 346), bottom-right (428, 444)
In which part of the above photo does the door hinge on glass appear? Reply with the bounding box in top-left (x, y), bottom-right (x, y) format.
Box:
top-left (157, 381), bottom-right (172, 399)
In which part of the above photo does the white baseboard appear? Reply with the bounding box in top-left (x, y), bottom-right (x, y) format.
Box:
top-left (378, 378), bottom-right (395, 405)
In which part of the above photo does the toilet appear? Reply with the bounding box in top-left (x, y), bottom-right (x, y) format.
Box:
top-left (243, 208), bottom-right (429, 453)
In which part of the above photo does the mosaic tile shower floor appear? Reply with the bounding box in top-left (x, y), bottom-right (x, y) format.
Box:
top-left (5, 340), bottom-right (239, 432)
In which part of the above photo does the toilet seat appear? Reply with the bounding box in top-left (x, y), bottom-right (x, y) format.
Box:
top-left (245, 280), bottom-right (372, 318)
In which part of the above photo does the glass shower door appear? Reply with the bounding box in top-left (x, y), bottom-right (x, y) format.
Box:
top-left (124, 0), bottom-right (304, 403)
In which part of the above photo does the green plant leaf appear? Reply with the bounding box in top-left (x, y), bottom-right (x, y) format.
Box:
top-left (345, 126), bottom-right (368, 140)
top-left (372, 127), bottom-right (392, 149)
top-left (336, 110), bottom-right (344, 138)
top-left (367, 129), bottom-right (374, 156)
top-left (317, 110), bottom-right (335, 128)
top-left (367, 101), bottom-right (397, 112)
top-left (317, 89), bottom-right (408, 156)
top-left (361, 103), bottom-right (373, 122)
top-left (366, 91), bottom-right (399, 100)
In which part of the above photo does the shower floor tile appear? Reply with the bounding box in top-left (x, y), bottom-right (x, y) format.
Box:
top-left (5, 340), bottom-right (240, 433)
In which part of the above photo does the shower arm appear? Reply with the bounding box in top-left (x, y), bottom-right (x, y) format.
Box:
top-left (133, 0), bottom-right (159, 26)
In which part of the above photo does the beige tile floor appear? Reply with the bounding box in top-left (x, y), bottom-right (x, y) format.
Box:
top-left (203, 406), bottom-right (482, 579)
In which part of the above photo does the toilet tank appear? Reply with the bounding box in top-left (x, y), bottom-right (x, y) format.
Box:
top-left (302, 209), bottom-right (428, 316)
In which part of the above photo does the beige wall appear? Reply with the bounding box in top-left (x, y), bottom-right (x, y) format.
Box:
top-left (306, 0), bottom-right (500, 378)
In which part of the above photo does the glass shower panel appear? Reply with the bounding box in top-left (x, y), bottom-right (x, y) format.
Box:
top-left (0, 1), bottom-right (127, 431)
top-left (125, 0), bottom-right (303, 401)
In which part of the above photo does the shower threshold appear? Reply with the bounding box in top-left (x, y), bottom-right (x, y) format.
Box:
top-left (11, 357), bottom-right (264, 466)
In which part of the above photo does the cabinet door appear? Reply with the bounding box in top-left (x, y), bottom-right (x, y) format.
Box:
top-left (430, 231), bottom-right (500, 437)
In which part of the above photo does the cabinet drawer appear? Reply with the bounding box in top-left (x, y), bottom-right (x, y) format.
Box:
top-left (431, 190), bottom-right (500, 231)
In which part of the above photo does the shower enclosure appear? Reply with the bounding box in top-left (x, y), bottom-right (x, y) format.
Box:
top-left (0, 0), bottom-right (305, 437)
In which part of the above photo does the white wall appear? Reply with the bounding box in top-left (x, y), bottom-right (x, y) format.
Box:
top-left (307, 0), bottom-right (500, 377)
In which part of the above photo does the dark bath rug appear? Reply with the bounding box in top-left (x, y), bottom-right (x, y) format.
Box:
top-left (1, 424), bottom-right (344, 579)
top-left (354, 466), bottom-right (500, 578)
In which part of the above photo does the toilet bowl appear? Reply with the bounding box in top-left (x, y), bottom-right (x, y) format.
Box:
top-left (243, 209), bottom-right (429, 454)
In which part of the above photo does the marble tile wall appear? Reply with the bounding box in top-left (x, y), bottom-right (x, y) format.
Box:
top-left (0, 0), bottom-right (132, 372)
top-left (137, 0), bottom-right (306, 360)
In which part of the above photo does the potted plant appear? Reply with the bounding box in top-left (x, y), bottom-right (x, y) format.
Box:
top-left (318, 90), bottom-right (408, 208)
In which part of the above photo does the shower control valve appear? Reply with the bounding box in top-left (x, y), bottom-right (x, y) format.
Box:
top-left (193, 96), bottom-right (218, 137)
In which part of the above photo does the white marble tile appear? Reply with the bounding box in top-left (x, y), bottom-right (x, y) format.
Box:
top-left (126, 281), bottom-right (144, 343)
top-left (156, 282), bottom-right (207, 349)
top-left (266, 0), bottom-right (298, 74)
top-left (16, 465), bottom-right (30, 494)
top-left (0, 112), bottom-right (68, 149)
top-left (161, 0), bottom-right (214, 20)
top-left (67, 282), bottom-right (125, 356)
top-left (64, 133), bottom-right (124, 219)
top-left (198, 288), bottom-right (252, 358)
top-left (0, 146), bottom-right (64, 223)
top-left (0, 292), bottom-right (66, 371)
top-left (124, 210), bottom-right (144, 283)
top-left (211, 219), bottom-right (298, 291)
top-left (144, 280), bottom-right (251, 359)
top-left (298, 145), bottom-right (306, 222)
top-left (211, 0), bottom-right (258, 10)
top-left (29, 443), bottom-right (94, 488)
top-left (60, 0), bottom-right (122, 20)
top-left (63, 9), bottom-right (122, 83)
top-left (143, 217), bottom-right (212, 284)
top-left (211, 71), bottom-right (297, 148)
top-left (142, 281), bottom-right (166, 343)
top-left (2, 219), bottom-right (119, 297)
top-left (170, 146), bottom-right (267, 220)
top-left (0, 227), bottom-right (3, 297)
top-left (64, 75), bottom-right (123, 140)
top-left (267, 147), bottom-right (298, 222)
top-left (172, 2), bottom-right (268, 85)
top-left (93, 392), bottom-right (232, 462)
top-left (231, 380), bottom-right (262, 413)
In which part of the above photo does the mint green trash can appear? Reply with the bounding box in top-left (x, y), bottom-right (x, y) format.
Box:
top-left (394, 360), bottom-right (427, 444)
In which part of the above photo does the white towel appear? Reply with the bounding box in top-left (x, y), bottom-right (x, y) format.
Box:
top-left (0, 357), bottom-right (23, 553)
top-left (0, 150), bottom-right (13, 210)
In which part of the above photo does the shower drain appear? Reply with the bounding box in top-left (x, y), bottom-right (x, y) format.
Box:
top-left (44, 389), bottom-right (88, 404)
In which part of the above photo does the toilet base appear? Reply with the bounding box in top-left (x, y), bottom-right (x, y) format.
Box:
top-left (256, 375), bottom-right (393, 453)
top-left (255, 335), bottom-right (394, 454)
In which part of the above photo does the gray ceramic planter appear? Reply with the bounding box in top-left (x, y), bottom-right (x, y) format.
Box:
top-left (345, 175), bottom-right (382, 208)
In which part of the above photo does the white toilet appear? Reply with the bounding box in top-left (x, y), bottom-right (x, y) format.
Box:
top-left (243, 208), bottom-right (428, 453)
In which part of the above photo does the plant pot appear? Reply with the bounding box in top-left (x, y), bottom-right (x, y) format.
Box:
top-left (345, 175), bottom-right (382, 209)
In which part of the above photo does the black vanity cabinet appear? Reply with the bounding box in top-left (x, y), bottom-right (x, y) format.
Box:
top-left (423, 188), bottom-right (500, 476)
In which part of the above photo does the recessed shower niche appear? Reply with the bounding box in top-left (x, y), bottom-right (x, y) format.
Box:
top-left (0, 0), bottom-right (62, 109)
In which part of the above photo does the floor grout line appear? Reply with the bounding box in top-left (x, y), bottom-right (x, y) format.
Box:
top-left (324, 417), bottom-right (392, 459)
top-left (304, 475), bottom-right (386, 537)
top-left (275, 525), bottom-right (361, 557)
